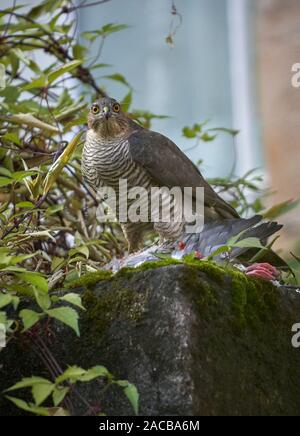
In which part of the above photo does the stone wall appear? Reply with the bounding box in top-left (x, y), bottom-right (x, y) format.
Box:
top-left (1, 262), bottom-right (300, 416)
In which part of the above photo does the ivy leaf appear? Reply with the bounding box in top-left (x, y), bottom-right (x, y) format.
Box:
top-left (0, 293), bottom-right (12, 309)
top-left (55, 366), bottom-right (86, 384)
top-left (6, 376), bottom-right (51, 392)
top-left (78, 365), bottom-right (111, 382)
top-left (33, 289), bottom-right (51, 311)
top-left (124, 383), bottom-right (139, 415)
top-left (46, 307), bottom-right (80, 336)
top-left (18, 272), bottom-right (48, 293)
top-left (52, 386), bottom-right (69, 407)
top-left (115, 380), bottom-right (139, 415)
top-left (32, 382), bottom-right (54, 406)
top-left (20, 309), bottom-right (41, 331)
top-left (5, 397), bottom-right (50, 416)
top-left (59, 293), bottom-right (85, 310)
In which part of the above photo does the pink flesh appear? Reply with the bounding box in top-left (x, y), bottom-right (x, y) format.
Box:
top-left (245, 263), bottom-right (279, 281)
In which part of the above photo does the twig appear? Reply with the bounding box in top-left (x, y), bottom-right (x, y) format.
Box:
top-left (62, 0), bottom-right (112, 13)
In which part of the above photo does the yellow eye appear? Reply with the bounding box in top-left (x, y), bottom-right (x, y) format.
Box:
top-left (113, 103), bottom-right (120, 113)
top-left (91, 104), bottom-right (100, 114)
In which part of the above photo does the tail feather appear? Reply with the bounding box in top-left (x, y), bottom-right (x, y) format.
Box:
top-left (178, 215), bottom-right (285, 265)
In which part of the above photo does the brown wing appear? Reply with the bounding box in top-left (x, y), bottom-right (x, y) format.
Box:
top-left (128, 125), bottom-right (239, 219)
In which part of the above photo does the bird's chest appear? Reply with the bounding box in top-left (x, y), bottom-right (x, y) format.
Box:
top-left (82, 136), bottom-right (145, 191)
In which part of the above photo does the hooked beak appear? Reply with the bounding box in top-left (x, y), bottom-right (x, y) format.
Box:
top-left (102, 106), bottom-right (110, 120)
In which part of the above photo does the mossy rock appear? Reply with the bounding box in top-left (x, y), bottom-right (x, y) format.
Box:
top-left (1, 263), bottom-right (300, 416)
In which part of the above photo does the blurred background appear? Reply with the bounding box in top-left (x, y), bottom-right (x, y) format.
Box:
top-left (78, 0), bottom-right (300, 254)
top-left (3, 0), bottom-right (300, 254)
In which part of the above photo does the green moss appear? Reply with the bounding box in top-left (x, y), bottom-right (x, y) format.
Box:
top-left (115, 256), bottom-right (226, 284)
top-left (68, 256), bottom-right (279, 337)
top-left (228, 268), bottom-right (278, 333)
top-left (82, 287), bottom-right (148, 341)
top-left (68, 270), bottom-right (113, 289)
top-left (115, 258), bottom-right (181, 278)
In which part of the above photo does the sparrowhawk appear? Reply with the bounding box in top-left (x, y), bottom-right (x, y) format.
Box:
top-left (81, 97), bottom-right (281, 258)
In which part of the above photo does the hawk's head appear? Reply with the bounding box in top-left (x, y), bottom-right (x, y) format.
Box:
top-left (87, 97), bottom-right (130, 138)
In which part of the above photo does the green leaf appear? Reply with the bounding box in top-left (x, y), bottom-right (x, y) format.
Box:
top-left (11, 296), bottom-right (20, 310)
top-left (78, 365), bottom-right (110, 382)
top-left (0, 293), bottom-right (12, 309)
top-left (16, 201), bottom-right (35, 209)
top-left (12, 170), bottom-right (39, 182)
top-left (115, 381), bottom-right (139, 415)
top-left (42, 130), bottom-right (84, 196)
top-left (46, 307), bottom-right (80, 336)
top-left (230, 237), bottom-right (264, 250)
top-left (20, 309), bottom-right (41, 331)
top-left (2, 132), bottom-right (21, 145)
top-left (72, 44), bottom-right (87, 60)
top-left (207, 246), bottom-right (230, 261)
top-left (69, 245), bottom-right (89, 259)
top-left (0, 249), bottom-right (11, 265)
top-left (48, 60), bottom-right (82, 84)
top-left (59, 293), bottom-right (85, 310)
top-left (182, 126), bottom-right (198, 138)
top-left (82, 24), bottom-right (129, 41)
top-left (208, 127), bottom-right (240, 137)
top-left (201, 132), bottom-right (217, 142)
top-left (124, 383), bottom-right (139, 415)
top-left (56, 366), bottom-right (86, 384)
top-left (52, 386), bottom-right (69, 407)
top-left (103, 73), bottom-right (131, 87)
top-left (0, 176), bottom-right (13, 187)
top-left (10, 113), bottom-right (60, 133)
top-left (263, 199), bottom-right (300, 220)
top-left (45, 204), bottom-right (64, 216)
top-left (18, 272), bottom-right (48, 293)
top-left (32, 382), bottom-right (54, 406)
top-left (0, 167), bottom-right (11, 177)
top-left (100, 23), bottom-right (130, 36)
top-left (22, 75), bottom-right (47, 90)
top-left (34, 289), bottom-right (51, 311)
top-left (11, 48), bottom-right (31, 67)
top-left (51, 256), bottom-right (65, 272)
top-left (5, 396), bottom-right (50, 416)
top-left (6, 376), bottom-right (51, 392)
top-left (121, 91), bottom-right (132, 112)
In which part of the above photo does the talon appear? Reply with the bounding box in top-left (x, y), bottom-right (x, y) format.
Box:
top-left (245, 263), bottom-right (279, 281)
